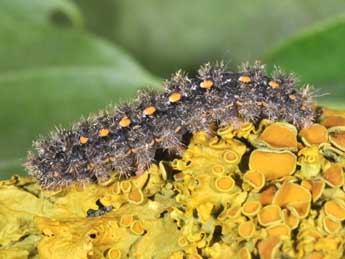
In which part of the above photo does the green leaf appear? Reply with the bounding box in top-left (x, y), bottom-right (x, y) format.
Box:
top-left (264, 16), bottom-right (345, 104)
top-left (73, 0), bottom-right (345, 76)
top-left (0, 0), bottom-right (160, 178)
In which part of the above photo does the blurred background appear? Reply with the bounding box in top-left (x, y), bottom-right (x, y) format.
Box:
top-left (1, 0), bottom-right (345, 179)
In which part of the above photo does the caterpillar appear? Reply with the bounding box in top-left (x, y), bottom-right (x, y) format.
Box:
top-left (25, 61), bottom-right (315, 189)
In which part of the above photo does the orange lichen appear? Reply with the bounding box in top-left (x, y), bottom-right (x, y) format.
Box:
top-left (290, 202), bottom-right (311, 218)
top-left (283, 209), bottom-right (299, 229)
top-left (324, 200), bottom-right (345, 221)
top-left (301, 179), bottom-right (324, 202)
top-left (120, 214), bottom-right (134, 227)
top-left (323, 163), bottom-right (344, 187)
top-left (127, 188), bottom-right (144, 204)
top-left (301, 179), bottom-right (312, 190)
top-left (130, 220), bottom-right (145, 235)
top-left (299, 124), bottom-right (328, 146)
top-left (258, 236), bottom-right (281, 259)
top-left (328, 127), bottom-right (345, 151)
top-left (238, 221), bottom-right (255, 239)
top-left (258, 205), bottom-right (282, 226)
top-left (259, 186), bottom-right (277, 205)
top-left (211, 164), bottom-right (225, 175)
top-left (243, 170), bottom-right (265, 191)
top-left (323, 216), bottom-right (341, 234)
top-left (107, 248), bottom-right (122, 259)
top-left (225, 206), bottom-right (241, 219)
top-left (214, 176), bottom-right (235, 192)
top-left (266, 223), bottom-right (290, 238)
top-left (242, 200), bottom-right (261, 216)
top-left (249, 150), bottom-right (297, 180)
top-left (321, 116), bottom-right (345, 128)
top-left (258, 123), bottom-right (298, 149)
top-left (273, 182), bottom-right (311, 218)
top-left (222, 150), bottom-right (240, 164)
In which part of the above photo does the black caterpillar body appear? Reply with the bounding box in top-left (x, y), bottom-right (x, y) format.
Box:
top-left (26, 62), bottom-right (315, 189)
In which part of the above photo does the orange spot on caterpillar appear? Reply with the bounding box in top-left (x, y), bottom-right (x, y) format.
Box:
top-left (79, 136), bottom-right (88, 144)
top-left (168, 92), bottom-right (182, 103)
top-left (119, 116), bottom-right (131, 127)
top-left (143, 106), bottom-right (156, 116)
top-left (269, 81), bottom-right (280, 89)
top-left (99, 128), bottom-right (110, 137)
top-left (239, 75), bottom-right (251, 83)
top-left (200, 80), bottom-right (214, 89)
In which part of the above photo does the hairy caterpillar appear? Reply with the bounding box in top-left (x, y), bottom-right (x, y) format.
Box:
top-left (26, 62), bottom-right (315, 189)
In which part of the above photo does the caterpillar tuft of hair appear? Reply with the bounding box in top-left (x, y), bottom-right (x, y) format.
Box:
top-left (25, 61), bottom-right (316, 189)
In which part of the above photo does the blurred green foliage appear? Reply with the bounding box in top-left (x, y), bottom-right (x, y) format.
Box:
top-left (266, 15), bottom-right (345, 105)
top-left (0, 0), bottom-right (345, 178)
top-left (74, 0), bottom-right (345, 76)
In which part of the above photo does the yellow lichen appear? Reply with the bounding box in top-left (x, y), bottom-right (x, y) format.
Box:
top-left (1, 107), bottom-right (345, 258)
